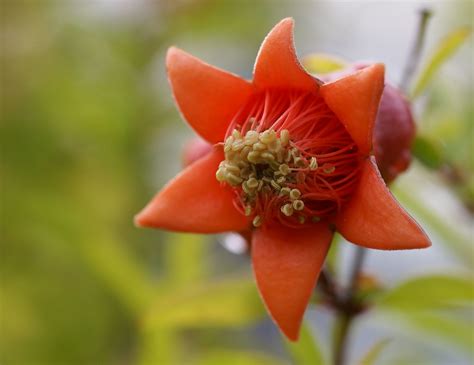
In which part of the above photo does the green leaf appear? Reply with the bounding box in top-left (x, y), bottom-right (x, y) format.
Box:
top-left (375, 275), bottom-right (473, 310)
top-left (393, 187), bottom-right (474, 267)
top-left (411, 27), bottom-right (471, 98)
top-left (302, 53), bottom-right (348, 74)
top-left (144, 277), bottom-right (264, 329)
top-left (402, 311), bottom-right (474, 352)
top-left (358, 339), bottom-right (391, 365)
top-left (285, 324), bottom-right (326, 365)
top-left (412, 135), bottom-right (444, 169)
top-left (165, 233), bottom-right (209, 286)
top-left (195, 350), bottom-right (286, 365)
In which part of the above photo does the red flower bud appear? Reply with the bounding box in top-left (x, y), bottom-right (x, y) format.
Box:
top-left (374, 84), bottom-right (415, 183)
top-left (320, 64), bottom-right (416, 183)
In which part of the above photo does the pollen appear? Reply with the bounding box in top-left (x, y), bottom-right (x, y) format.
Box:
top-left (216, 89), bottom-right (361, 228)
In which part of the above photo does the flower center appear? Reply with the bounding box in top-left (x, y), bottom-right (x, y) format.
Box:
top-left (216, 90), bottom-right (361, 228)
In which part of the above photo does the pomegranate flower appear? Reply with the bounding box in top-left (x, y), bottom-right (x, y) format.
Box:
top-left (135, 18), bottom-right (431, 341)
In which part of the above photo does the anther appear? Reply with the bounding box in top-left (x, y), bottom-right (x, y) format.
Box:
top-left (323, 164), bottom-right (336, 174)
top-left (247, 177), bottom-right (259, 189)
top-left (281, 203), bottom-right (294, 217)
top-left (216, 168), bottom-right (226, 182)
top-left (289, 188), bottom-right (301, 200)
top-left (270, 180), bottom-right (281, 191)
top-left (244, 205), bottom-right (252, 216)
top-left (280, 187), bottom-right (291, 196)
top-left (253, 215), bottom-right (262, 227)
top-left (279, 164), bottom-right (290, 175)
top-left (293, 199), bottom-right (305, 211)
top-left (226, 173), bottom-right (243, 186)
top-left (309, 156), bottom-right (318, 170)
top-left (280, 129), bottom-right (290, 146)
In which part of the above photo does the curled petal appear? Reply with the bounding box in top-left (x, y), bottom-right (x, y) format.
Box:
top-left (167, 47), bottom-right (254, 143)
top-left (253, 18), bottom-right (318, 91)
top-left (335, 157), bottom-right (431, 250)
top-left (252, 223), bottom-right (333, 341)
top-left (135, 147), bottom-right (250, 233)
top-left (320, 64), bottom-right (385, 156)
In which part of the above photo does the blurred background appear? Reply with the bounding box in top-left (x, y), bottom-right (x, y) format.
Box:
top-left (1, 0), bottom-right (472, 364)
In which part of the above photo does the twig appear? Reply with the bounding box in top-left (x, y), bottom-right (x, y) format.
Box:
top-left (333, 247), bottom-right (367, 365)
top-left (399, 8), bottom-right (433, 92)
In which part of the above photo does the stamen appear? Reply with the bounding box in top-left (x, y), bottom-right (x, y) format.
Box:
top-left (217, 89), bottom-right (361, 228)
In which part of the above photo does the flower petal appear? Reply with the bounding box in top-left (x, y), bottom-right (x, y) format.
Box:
top-left (135, 147), bottom-right (250, 233)
top-left (252, 223), bottom-right (333, 341)
top-left (320, 64), bottom-right (385, 156)
top-left (167, 47), bottom-right (254, 144)
top-left (335, 157), bottom-right (431, 250)
top-left (253, 18), bottom-right (318, 91)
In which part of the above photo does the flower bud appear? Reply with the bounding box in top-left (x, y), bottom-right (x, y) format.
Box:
top-left (319, 63), bottom-right (415, 183)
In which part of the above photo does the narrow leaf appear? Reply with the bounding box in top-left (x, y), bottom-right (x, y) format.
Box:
top-left (302, 53), bottom-right (347, 74)
top-left (412, 27), bottom-right (471, 98)
top-left (285, 324), bottom-right (326, 365)
top-left (375, 275), bottom-right (473, 310)
top-left (144, 277), bottom-right (264, 329)
top-left (359, 339), bottom-right (391, 365)
top-left (412, 135), bottom-right (444, 169)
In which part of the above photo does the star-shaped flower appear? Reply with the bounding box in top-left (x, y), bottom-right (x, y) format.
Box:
top-left (135, 18), bottom-right (431, 341)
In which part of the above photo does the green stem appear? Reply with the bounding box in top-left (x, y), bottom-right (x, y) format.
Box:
top-left (333, 247), bottom-right (366, 365)
top-left (400, 8), bottom-right (433, 93)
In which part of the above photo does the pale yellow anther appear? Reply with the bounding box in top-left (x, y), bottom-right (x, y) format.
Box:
top-left (260, 129), bottom-right (277, 144)
top-left (244, 205), bottom-right (252, 216)
top-left (280, 129), bottom-right (290, 146)
top-left (270, 180), bottom-right (281, 191)
top-left (242, 181), bottom-right (253, 195)
top-left (244, 130), bottom-right (259, 145)
top-left (281, 203), bottom-right (294, 217)
top-left (231, 140), bottom-right (245, 152)
top-left (247, 177), bottom-right (258, 189)
top-left (217, 128), bottom-right (324, 225)
top-left (290, 188), bottom-right (301, 200)
top-left (216, 168), bottom-right (226, 182)
top-left (253, 142), bottom-right (267, 151)
top-left (240, 146), bottom-right (252, 159)
top-left (266, 139), bottom-right (281, 153)
top-left (226, 173), bottom-right (243, 186)
top-left (293, 199), bottom-right (305, 211)
top-left (261, 152), bottom-right (275, 162)
top-left (225, 136), bottom-right (234, 145)
top-left (323, 164), bottom-right (336, 174)
top-left (247, 151), bottom-right (261, 164)
top-left (279, 164), bottom-right (290, 175)
top-left (291, 148), bottom-right (300, 158)
top-left (294, 157), bottom-right (307, 168)
top-left (232, 129), bottom-right (242, 139)
top-left (225, 163), bottom-right (240, 174)
top-left (252, 215), bottom-right (262, 227)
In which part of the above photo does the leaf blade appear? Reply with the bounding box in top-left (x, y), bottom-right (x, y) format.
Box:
top-left (411, 27), bottom-right (471, 98)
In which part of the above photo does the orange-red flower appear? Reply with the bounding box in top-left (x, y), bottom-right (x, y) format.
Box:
top-left (135, 18), bottom-right (431, 341)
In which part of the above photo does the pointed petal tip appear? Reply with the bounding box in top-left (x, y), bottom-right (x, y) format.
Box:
top-left (336, 158), bottom-right (433, 250)
top-left (253, 17), bottom-right (316, 91)
top-left (252, 224), bottom-right (332, 343)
